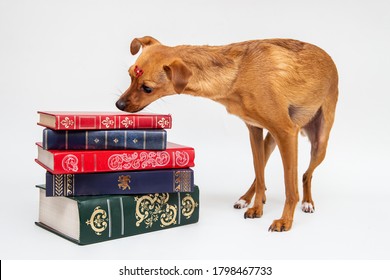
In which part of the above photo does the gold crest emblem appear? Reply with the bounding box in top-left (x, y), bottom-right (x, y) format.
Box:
top-left (181, 194), bottom-right (198, 219)
top-left (118, 175), bottom-right (131, 190)
top-left (135, 193), bottom-right (177, 228)
top-left (86, 206), bottom-right (108, 235)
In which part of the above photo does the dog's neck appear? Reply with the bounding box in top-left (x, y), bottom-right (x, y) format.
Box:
top-left (174, 45), bottom-right (241, 102)
top-left (171, 43), bottom-right (265, 126)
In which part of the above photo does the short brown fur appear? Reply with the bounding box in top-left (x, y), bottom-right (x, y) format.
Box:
top-left (116, 36), bottom-right (338, 231)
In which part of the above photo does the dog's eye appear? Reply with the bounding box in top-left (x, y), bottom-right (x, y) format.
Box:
top-left (141, 85), bottom-right (153, 94)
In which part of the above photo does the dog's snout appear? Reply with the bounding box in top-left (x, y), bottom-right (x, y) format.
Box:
top-left (116, 99), bottom-right (127, 111)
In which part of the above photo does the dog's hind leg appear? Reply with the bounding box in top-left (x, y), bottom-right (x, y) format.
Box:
top-left (234, 131), bottom-right (276, 209)
top-left (301, 90), bottom-right (338, 213)
top-left (268, 124), bottom-right (300, 231)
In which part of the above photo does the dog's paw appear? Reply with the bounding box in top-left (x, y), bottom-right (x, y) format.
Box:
top-left (244, 207), bottom-right (263, 219)
top-left (234, 199), bottom-right (249, 209)
top-left (268, 219), bottom-right (293, 232)
top-left (301, 202), bottom-right (315, 213)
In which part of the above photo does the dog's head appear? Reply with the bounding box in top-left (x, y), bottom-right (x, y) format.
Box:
top-left (116, 36), bottom-right (193, 112)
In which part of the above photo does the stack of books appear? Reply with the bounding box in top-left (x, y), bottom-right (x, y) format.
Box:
top-left (34, 111), bottom-right (199, 245)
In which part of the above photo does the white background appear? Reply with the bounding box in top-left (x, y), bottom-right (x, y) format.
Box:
top-left (1, 0), bottom-right (390, 261)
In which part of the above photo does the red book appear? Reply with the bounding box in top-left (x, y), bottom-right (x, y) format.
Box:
top-left (35, 142), bottom-right (195, 174)
top-left (37, 111), bottom-right (172, 130)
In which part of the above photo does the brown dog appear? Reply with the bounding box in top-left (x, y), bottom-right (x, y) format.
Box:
top-left (116, 36), bottom-right (338, 231)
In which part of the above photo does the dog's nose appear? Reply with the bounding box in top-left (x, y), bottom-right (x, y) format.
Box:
top-left (116, 99), bottom-right (127, 111)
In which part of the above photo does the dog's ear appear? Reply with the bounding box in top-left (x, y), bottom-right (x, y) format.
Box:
top-left (163, 60), bottom-right (192, 93)
top-left (130, 36), bottom-right (161, 55)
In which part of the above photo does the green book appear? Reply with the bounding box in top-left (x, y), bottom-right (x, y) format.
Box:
top-left (35, 185), bottom-right (199, 245)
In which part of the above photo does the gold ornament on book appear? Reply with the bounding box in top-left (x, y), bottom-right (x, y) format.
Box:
top-left (102, 117), bottom-right (114, 128)
top-left (54, 174), bottom-right (64, 196)
top-left (108, 151), bottom-right (171, 170)
top-left (118, 175), bottom-right (131, 190)
top-left (181, 194), bottom-right (198, 219)
top-left (135, 193), bottom-right (177, 228)
top-left (174, 170), bottom-right (192, 192)
top-left (121, 117), bottom-right (134, 128)
top-left (65, 174), bottom-right (74, 196)
top-left (54, 174), bottom-right (74, 196)
top-left (60, 117), bottom-right (74, 128)
top-left (157, 117), bottom-right (170, 128)
top-left (86, 206), bottom-right (108, 235)
top-left (61, 154), bottom-right (78, 172)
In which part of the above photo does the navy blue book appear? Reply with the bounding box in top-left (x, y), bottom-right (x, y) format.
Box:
top-left (46, 169), bottom-right (194, 197)
top-left (42, 128), bottom-right (167, 150)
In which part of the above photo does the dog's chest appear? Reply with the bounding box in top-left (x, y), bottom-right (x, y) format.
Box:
top-left (242, 119), bottom-right (264, 129)
top-left (224, 103), bottom-right (265, 129)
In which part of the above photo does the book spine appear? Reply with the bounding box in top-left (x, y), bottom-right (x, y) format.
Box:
top-left (46, 169), bottom-right (194, 196)
top-left (43, 129), bottom-right (167, 150)
top-left (37, 146), bottom-right (195, 174)
top-left (54, 114), bottom-right (172, 130)
top-left (78, 186), bottom-right (199, 244)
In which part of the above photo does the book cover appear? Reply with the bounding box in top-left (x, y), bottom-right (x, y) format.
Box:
top-left (37, 111), bottom-right (172, 130)
top-left (42, 128), bottom-right (167, 150)
top-left (36, 185), bottom-right (199, 245)
top-left (35, 142), bottom-right (195, 174)
top-left (46, 168), bottom-right (194, 197)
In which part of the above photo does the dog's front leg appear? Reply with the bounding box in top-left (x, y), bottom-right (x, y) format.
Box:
top-left (269, 126), bottom-right (300, 232)
top-left (242, 125), bottom-right (266, 219)
top-left (234, 132), bottom-right (276, 209)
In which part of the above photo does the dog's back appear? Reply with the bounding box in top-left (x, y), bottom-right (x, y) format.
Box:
top-left (213, 39), bottom-right (338, 128)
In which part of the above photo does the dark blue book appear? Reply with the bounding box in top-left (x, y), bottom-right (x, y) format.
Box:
top-left (42, 128), bottom-right (167, 150)
top-left (46, 169), bottom-right (194, 196)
